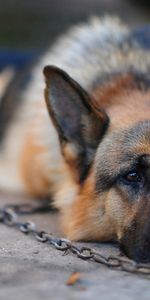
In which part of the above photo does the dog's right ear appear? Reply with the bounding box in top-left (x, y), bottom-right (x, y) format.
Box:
top-left (43, 65), bottom-right (109, 182)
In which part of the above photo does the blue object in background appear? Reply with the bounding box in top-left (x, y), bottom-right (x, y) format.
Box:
top-left (0, 50), bottom-right (38, 70)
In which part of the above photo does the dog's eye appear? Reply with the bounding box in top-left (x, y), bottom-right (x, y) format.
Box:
top-left (123, 171), bottom-right (141, 183)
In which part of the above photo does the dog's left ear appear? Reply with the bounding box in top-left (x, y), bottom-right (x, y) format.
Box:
top-left (43, 65), bottom-right (109, 182)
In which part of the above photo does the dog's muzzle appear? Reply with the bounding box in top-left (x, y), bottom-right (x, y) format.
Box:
top-left (120, 220), bottom-right (150, 263)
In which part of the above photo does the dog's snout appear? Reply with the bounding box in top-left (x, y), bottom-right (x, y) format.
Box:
top-left (120, 222), bottom-right (150, 263)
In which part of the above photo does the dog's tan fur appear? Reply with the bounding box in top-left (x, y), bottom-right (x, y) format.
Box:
top-left (0, 17), bottom-right (150, 261)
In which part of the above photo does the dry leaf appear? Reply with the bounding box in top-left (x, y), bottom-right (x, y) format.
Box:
top-left (66, 272), bottom-right (82, 286)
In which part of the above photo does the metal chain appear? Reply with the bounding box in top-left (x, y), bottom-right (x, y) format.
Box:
top-left (0, 203), bottom-right (150, 277)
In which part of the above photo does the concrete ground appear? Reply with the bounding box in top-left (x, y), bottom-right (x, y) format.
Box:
top-left (0, 194), bottom-right (150, 300)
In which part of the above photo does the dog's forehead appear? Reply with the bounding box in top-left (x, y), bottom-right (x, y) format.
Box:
top-left (102, 121), bottom-right (150, 158)
top-left (97, 120), bottom-right (150, 158)
top-left (94, 121), bottom-right (150, 191)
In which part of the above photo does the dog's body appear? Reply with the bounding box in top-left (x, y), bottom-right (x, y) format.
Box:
top-left (0, 17), bottom-right (150, 262)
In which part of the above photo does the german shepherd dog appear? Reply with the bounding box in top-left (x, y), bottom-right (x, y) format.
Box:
top-left (0, 17), bottom-right (150, 262)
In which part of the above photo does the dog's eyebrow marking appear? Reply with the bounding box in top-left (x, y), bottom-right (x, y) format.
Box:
top-left (139, 155), bottom-right (150, 166)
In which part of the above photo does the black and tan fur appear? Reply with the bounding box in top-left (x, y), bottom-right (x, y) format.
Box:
top-left (0, 17), bottom-right (150, 262)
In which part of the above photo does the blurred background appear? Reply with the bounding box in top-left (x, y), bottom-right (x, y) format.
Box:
top-left (0, 0), bottom-right (150, 107)
top-left (0, 0), bottom-right (150, 50)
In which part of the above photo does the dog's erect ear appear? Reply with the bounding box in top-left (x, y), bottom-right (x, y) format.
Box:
top-left (43, 65), bottom-right (109, 182)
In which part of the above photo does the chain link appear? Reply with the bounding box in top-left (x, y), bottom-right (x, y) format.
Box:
top-left (0, 204), bottom-right (150, 277)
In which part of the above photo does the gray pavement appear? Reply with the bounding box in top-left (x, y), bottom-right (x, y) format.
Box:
top-left (0, 194), bottom-right (149, 300)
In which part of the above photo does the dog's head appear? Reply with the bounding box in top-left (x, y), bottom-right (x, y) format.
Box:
top-left (43, 65), bottom-right (150, 262)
